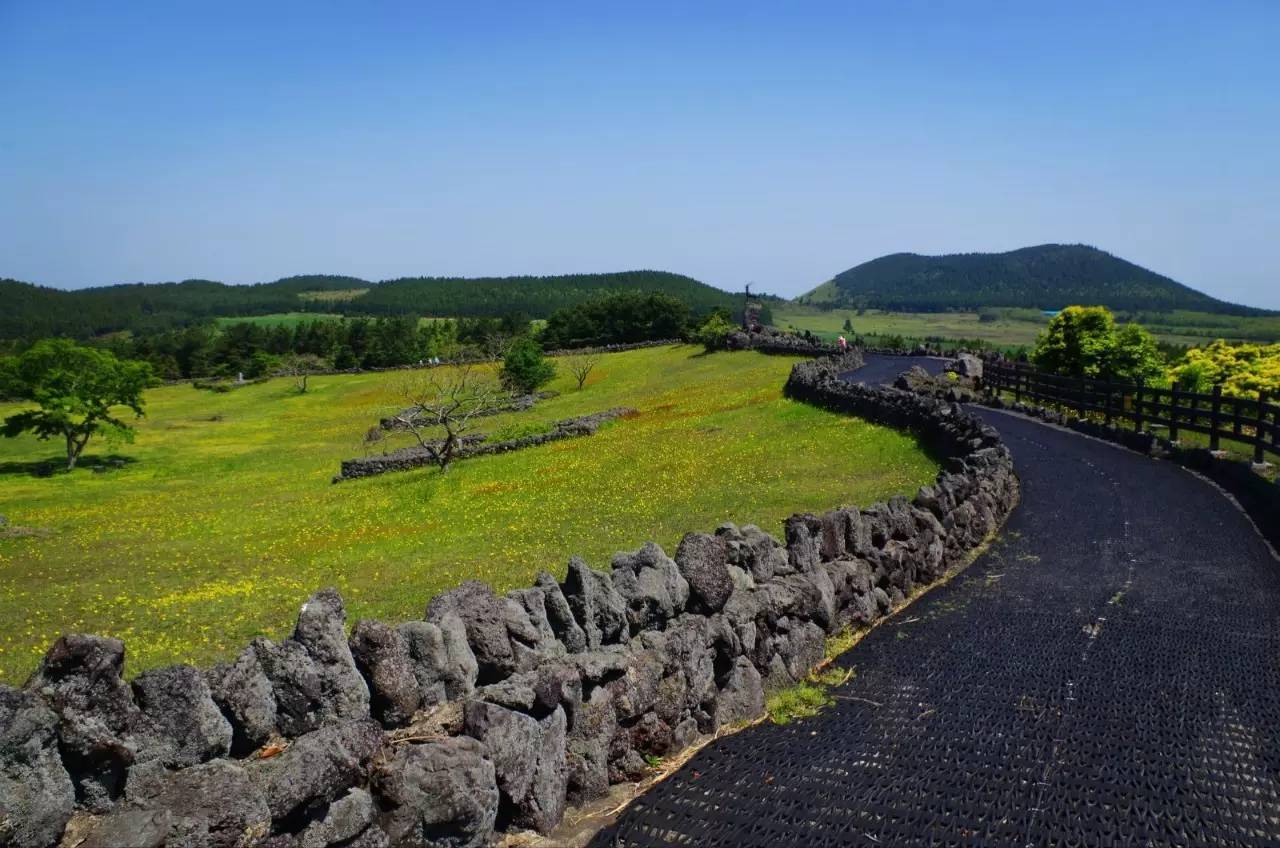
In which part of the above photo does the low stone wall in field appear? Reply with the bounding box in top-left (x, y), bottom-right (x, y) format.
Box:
top-left (335, 407), bottom-right (636, 482)
top-left (1, 352), bottom-right (1018, 848)
top-left (727, 328), bottom-right (849, 359)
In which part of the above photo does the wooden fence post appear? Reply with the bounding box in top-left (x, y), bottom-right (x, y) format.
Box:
top-left (1210, 385), bottom-right (1223, 451)
top-left (1256, 391), bottom-right (1268, 465)
top-left (1169, 382), bottom-right (1179, 443)
top-left (1103, 377), bottom-right (1113, 427)
top-left (1134, 379), bottom-right (1145, 434)
top-left (1013, 364), bottom-right (1021, 404)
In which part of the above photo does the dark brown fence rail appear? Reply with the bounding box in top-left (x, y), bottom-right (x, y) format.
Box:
top-left (984, 360), bottom-right (1280, 464)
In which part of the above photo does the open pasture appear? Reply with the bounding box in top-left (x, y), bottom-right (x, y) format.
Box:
top-left (0, 345), bottom-right (939, 681)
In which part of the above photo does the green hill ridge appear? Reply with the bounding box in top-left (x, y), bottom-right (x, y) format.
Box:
top-left (0, 271), bottom-right (745, 340)
top-left (799, 244), bottom-right (1269, 316)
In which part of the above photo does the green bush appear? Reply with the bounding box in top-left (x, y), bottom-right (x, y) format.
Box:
top-left (500, 338), bottom-right (556, 394)
top-left (694, 314), bottom-right (736, 352)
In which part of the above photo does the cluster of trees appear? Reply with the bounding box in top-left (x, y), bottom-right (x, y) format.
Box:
top-left (0, 270), bottom-right (758, 341)
top-left (1169, 340), bottom-right (1280, 396)
top-left (353, 271), bottom-right (744, 319)
top-left (1031, 306), bottom-right (1280, 397)
top-left (540, 291), bottom-right (692, 349)
top-left (0, 276), bottom-right (363, 339)
top-left (1032, 306), bottom-right (1164, 382)
top-left (2, 284), bottom-right (747, 386)
top-left (91, 316), bottom-right (535, 380)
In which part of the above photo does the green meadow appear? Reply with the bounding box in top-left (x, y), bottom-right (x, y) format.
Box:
top-left (773, 304), bottom-right (1280, 350)
top-left (0, 345), bottom-right (939, 682)
top-left (214, 312), bottom-right (344, 328)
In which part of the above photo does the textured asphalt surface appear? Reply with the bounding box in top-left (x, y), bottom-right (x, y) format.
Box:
top-left (593, 355), bottom-right (1280, 847)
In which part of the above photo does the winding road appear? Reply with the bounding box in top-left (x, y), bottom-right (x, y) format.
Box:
top-left (592, 355), bottom-right (1280, 847)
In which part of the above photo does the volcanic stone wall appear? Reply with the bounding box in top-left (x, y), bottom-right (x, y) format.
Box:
top-left (0, 352), bottom-right (1018, 848)
top-left (336, 407), bottom-right (636, 481)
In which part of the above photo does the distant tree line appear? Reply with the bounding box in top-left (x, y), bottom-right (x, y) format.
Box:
top-left (0, 270), bottom-right (769, 341)
top-left (88, 316), bottom-right (536, 380)
top-left (0, 289), bottom-right (749, 380)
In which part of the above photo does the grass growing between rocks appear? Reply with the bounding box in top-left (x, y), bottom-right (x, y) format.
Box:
top-left (766, 666), bottom-right (854, 725)
top-left (0, 344), bottom-right (940, 682)
top-left (763, 499), bottom-right (1020, 726)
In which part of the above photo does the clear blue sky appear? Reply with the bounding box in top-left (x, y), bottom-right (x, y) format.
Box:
top-left (2, 1), bottom-right (1278, 307)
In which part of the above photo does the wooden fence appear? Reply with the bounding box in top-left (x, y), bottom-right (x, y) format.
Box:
top-left (983, 360), bottom-right (1280, 464)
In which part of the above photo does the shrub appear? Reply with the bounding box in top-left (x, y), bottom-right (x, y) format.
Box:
top-left (500, 338), bottom-right (556, 394)
top-left (694, 314), bottom-right (735, 352)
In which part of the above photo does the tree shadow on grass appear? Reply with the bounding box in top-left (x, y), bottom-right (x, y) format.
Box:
top-left (0, 453), bottom-right (138, 478)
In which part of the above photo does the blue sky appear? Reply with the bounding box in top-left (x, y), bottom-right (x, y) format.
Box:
top-left (2, 1), bottom-right (1278, 307)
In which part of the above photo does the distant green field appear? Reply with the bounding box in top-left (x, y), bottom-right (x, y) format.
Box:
top-left (773, 305), bottom-right (1046, 349)
top-left (773, 305), bottom-right (1280, 350)
top-left (297, 288), bottom-right (369, 303)
top-left (0, 345), bottom-right (939, 681)
top-left (215, 312), bottom-right (344, 328)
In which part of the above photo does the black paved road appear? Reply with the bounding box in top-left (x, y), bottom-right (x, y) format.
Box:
top-left (592, 357), bottom-right (1280, 847)
top-left (838, 353), bottom-right (949, 386)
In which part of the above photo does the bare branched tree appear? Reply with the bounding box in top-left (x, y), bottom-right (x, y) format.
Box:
top-left (362, 425), bottom-right (385, 457)
top-left (563, 351), bottom-right (600, 390)
top-left (389, 365), bottom-right (508, 471)
top-left (280, 353), bottom-right (328, 394)
top-left (483, 332), bottom-right (514, 361)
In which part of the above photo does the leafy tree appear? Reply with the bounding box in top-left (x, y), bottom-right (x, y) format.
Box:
top-left (1033, 305), bottom-right (1166, 382)
top-left (500, 338), bottom-right (556, 394)
top-left (694, 314), bottom-right (735, 352)
top-left (0, 339), bottom-right (153, 470)
top-left (1033, 306), bottom-right (1118, 378)
top-left (842, 318), bottom-right (853, 332)
top-left (1108, 323), bottom-right (1164, 382)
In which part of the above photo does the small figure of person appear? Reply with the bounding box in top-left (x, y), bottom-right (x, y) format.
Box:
top-left (838, 335), bottom-right (848, 351)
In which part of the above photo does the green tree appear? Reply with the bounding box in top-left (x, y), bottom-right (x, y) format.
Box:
top-left (1032, 306), bottom-right (1117, 378)
top-left (500, 338), bottom-right (556, 394)
top-left (0, 339), bottom-right (153, 470)
top-left (1109, 323), bottom-right (1164, 382)
top-left (694, 313), bottom-right (735, 352)
top-left (1033, 305), bottom-right (1166, 382)
top-left (842, 317), bottom-right (853, 332)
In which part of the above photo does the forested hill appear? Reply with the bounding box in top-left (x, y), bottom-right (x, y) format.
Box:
top-left (798, 244), bottom-right (1269, 316)
top-left (0, 270), bottom-right (743, 340)
top-left (353, 271), bottom-right (739, 317)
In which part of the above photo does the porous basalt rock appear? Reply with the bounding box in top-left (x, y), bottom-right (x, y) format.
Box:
top-left (611, 542), bottom-right (689, 633)
top-left (0, 686), bottom-right (75, 848)
top-left (371, 736), bottom-right (498, 848)
top-left (562, 557), bottom-right (627, 650)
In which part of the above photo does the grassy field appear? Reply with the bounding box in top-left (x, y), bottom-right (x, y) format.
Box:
top-left (214, 312), bottom-right (344, 328)
top-left (773, 304), bottom-right (1046, 348)
top-left (0, 345), bottom-right (940, 682)
top-left (773, 304), bottom-right (1280, 350)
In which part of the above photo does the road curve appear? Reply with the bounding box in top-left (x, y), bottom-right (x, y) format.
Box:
top-left (591, 356), bottom-right (1280, 847)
